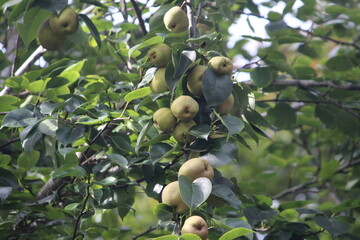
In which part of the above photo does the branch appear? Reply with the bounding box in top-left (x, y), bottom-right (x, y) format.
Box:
top-left (186, 0), bottom-right (196, 46)
top-left (132, 226), bottom-right (157, 240)
top-left (244, 79), bottom-right (360, 91)
top-left (273, 178), bottom-right (318, 199)
top-left (130, 0), bottom-right (148, 35)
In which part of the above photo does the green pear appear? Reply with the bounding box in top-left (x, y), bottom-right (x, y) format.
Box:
top-left (147, 43), bottom-right (172, 67)
top-left (171, 95), bottom-right (199, 121)
top-left (178, 157), bottom-right (214, 182)
top-left (153, 108), bottom-right (177, 132)
top-left (163, 6), bottom-right (189, 33)
top-left (208, 56), bottom-right (233, 75)
top-left (37, 18), bottom-right (67, 51)
top-left (187, 65), bottom-right (207, 97)
top-left (181, 215), bottom-right (208, 240)
top-left (216, 93), bottom-right (234, 115)
top-left (161, 181), bottom-right (189, 214)
top-left (173, 120), bottom-right (196, 144)
top-left (150, 68), bottom-right (169, 93)
top-left (49, 7), bottom-right (79, 35)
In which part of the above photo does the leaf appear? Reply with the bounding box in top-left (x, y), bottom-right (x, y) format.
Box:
top-left (0, 187), bottom-right (12, 203)
top-left (0, 96), bottom-right (20, 112)
top-left (243, 207), bottom-right (278, 226)
top-left (46, 77), bottom-right (70, 89)
top-left (211, 184), bottom-right (242, 210)
top-left (217, 115), bottom-right (245, 140)
top-left (2, 108), bottom-right (36, 127)
top-left (96, 176), bottom-right (117, 186)
top-left (332, 199), bottom-right (360, 214)
top-left (152, 235), bottom-right (178, 240)
top-left (153, 203), bottom-right (173, 221)
top-left (128, 35), bottom-right (163, 58)
top-left (17, 150), bottom-right (40, 171)
top-left (0, 168), bottom-right (19, 189)
top-left (202, 68), bottom-right (233, 107)
top-left (34, 0), bottom-right (68, 13)
top-left (56, 125), bottom-right (86, 146)
top-left (4, 76), bottom-right (29, 89)
top-left (179, 175), bottom-right (212, 210)
top-left (79, 14), bottom-right (101, 49)
top-left (150, 143), bottom-right (174, 163)
top-left (204, 138), bottom-right (238, 167)
top-left (278, 200), bottom-right (313, 212)
top-left (267, 103), bottom-right (297, 129)
top-left (124, 87), bottom-right (151, 102)
top-left (314, 215), bottom-right (351, 238)
top-left (107, 153), bottom-right (128, 170)
top-left (38, 119), bottom-right (58, 136)
top-left (250, 67), bottom-right (273, 88)
top-left (179, 234), bottom-right (202, 240)
top-left (319, 159), bottom-right (340, 180)
top-left (326, 55), bottom-right (353, 71)
top-left (188, 124), bottom-right (212, 140)
top-left (219, 228), bottom-right (253, 240)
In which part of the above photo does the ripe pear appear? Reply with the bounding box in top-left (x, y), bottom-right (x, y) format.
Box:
top-left (173, 120), bottom-right (196, 144)
top-left (150, 68), bottom-right (169, 93)
top-left (161, 181), bottom-right (189, 214)
top-left (178, 157), bottom-right (214, 182)
top-left (171, 95), bottom-right (199, 121)
top-left (187, 65), bottom-right (207, 97)
top-left (216, 93), bottom-right (234, 115)
top-left (147, 43), bottom-right (172, 67)
top-left (163, 6), bottom-right (189, 33)
top-left (49, 7), bottom-right (79, 35)
top-left (153, 108), bottom-right (177, 132)
top-left (208, 56), bottom-right (233, 75)
top-left (181, 215), bottom-right (208, 240)
top-left (37, 18), bottom-right (67, 51)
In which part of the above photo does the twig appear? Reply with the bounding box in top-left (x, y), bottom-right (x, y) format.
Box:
top-left (130, 0), bottom-right (148, 35)
top-left (132, 226), bottom-right (157, 240)
top-left (273, 178), bottom-right (318, 199)
top-left (186, 0), bottom-right (195, 47)
top-left (257, 99), bottom-right (332, 104)
top-left (0, 138), bottom-right (20, 149)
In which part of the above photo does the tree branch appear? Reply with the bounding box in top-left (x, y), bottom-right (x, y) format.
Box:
top-left (130, 0), bottom-right (148, 35)
top-left (186, 0), bottom-right (196, 47)
top-left (132, 226), bottom-right (157, 240)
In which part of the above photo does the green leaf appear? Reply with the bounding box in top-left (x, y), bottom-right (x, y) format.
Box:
top-left (326, 55), bottom-right (353, 71)
top-left (332, 199), bottom-right (360, 214)
top-left (0, 96), bottom-right (20, 112)
top-left (314, 215), bottom-right (351, 238)
top-left (202, 68), bottom-right (233, 107)
top-left (179, 175), bottom-right (212, 210)
top-left (267, 103), bottom-right (297, 129)
top-left (217, 115), bottom-right (245, 140)
top-left (79, 14), bottom-right (101, 49)
top-left (151, 235), bottom-right (178, 240)
top-left (243, 207), bottom-right (278, 226)
top-left (7, 0), bottom-right (29, 25)
top-left (34, 0), bottom-right (68, 13)
top-left (278, 201), bottom-right (314, 212)
top-left (319, 159), bottom-right (340, 180)
top-left (56, 125), bottom-right (86, 146)
top-left (2, 108), bottom-right (36, 127)
top-left (219, 228), bottom-right (253, 240)
top-left (38, 119), bottom-right (58, 136)
top-left (212, 184), bottom-right (242, 210)
top-left (46, 77), bottom-right (70, 89)
top-left (0, 168), bottom-right (19, 189)
top-left (128, 35), bottom-right (163, 58)
top-left (150, 143), bottom-right (174, 163)
top-left (179, 234), bottom-right (202, 240)
top-left (64, 203), bottom-right (80, 211)
top-left (124, 87), bottom-right (151, 102)
top-left (107, 153), bottom-right (128, 170)
top-left (250, 67), bottom-right (273, 88)
top-left (204, 138), bottom-right (238, 167)
top-left (153, 203), bottom-right (173, 221)
top-left (17, 150), bottom-right (40, 171)
top-left (189, 124), bottom-right (212, 140)
top-left (4, 76), bottom-right (29, 89)
top-left (96, 176), bottom-right (117, 186)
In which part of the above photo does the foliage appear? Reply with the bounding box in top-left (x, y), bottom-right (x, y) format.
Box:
top-left (0, 0), bottom-right (360, 239)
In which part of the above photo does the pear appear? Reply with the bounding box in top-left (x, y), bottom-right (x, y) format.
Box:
top-left (49, 7), bottom-right (79, 35)
top-left (216, 93), bottom-right (234, 115)
top-left (150, 68), bottom-right (169, 93)
top-left (173, 120), bottom-right (196, 144)
top-left (178, 157), bottom-right (214, 182)
top-left (171, 95), bottom-right (199, 121)
top-left (163, 6), bottom-right (189, 33)
top-left (181, 215), bottom-right (208, 240)
top-left (153, 108), bottom-right (177, 132)
top-left (208, 56), bottom-right (233, 75)
top-left (147, 43), bottom-right (172, 67)
top-left (37, 18), bottom-right (67, 51)
top-left (162, 181), bottom-right (189, 214)
top-left (187, 65), bottom-right (207, 97)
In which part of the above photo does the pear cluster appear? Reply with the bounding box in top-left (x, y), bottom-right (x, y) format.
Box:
top-left (37, 7), bottom-right (79, 51)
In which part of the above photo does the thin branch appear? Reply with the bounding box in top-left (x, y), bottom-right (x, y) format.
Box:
top-left (0, 138), bottom-right (20, 149)
top-left (186, 0), bottom-right (195, 47)
top-left (132, 226), bottom-right (157, 240)
top-left (244, 79), bottom-right (360, 91)
top-left (273, 178), bottom-right (318, 199)
top-left (130, 0), bottom-right (148, 35)
top-left (257, 99), bottom-right (332, 104)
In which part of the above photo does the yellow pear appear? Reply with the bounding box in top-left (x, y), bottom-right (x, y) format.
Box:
top-left (147, 43), bottom-right (172, 67)
top-left (187, 65), bottom-right (207, 97)
top-left (37, 18), bottom-right (67, 51)
top-left (173, 120), bottom-right (196, 144)
top-left (161, 181), bottom-right (189, 214)
top-left (208, 56), bottom-right (233, 75)
top-left (150, 68), bottom-right (169, 93)
top-left (181, 215), bottom-right (208, 240)
top-left (216, 93), bottom-right (234, 115)
top-left (171, 95), bottom-right (199, 121)
top-left (49, 7), bottom-right (79, 35)
top-left (163, 6), bottom-right (189, 33)
top-left (178, 157), bottom-right (214, 182)
top-left (153, 108), bottom-right (177, 132)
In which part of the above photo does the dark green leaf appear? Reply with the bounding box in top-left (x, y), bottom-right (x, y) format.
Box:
top-left (332, 199), bottom-right (360, 214)
top-left (279, 201), bottom-right (314, 212)
top-left (212, 183), bottom-right (242, 210)
top-left (267, 103), bottom-right (297, 129)
top-left (243, 207), bottom-right (278, 226)
top-left (2, 109), bottom-right (36, 127)
top-left (79, 14), bottom-right (101, 49)
top-left (314, 215), bottom-right (351, 238)
top-left (17, 150), bottom-right (40, 171)
top-left (189, 124), bottom-right (212, 140)
top-left (179, 175), bottom-right (212, 210)
top-left (107, 153), bottom-right (128, 170)
top-left (34, 0), bottom-right (68, 13)
top-left (56, 125), bottom-right (86, 146)
top-left (219, 228), bottom-right (253, 240)
top-left (153, 203), bottom-right (173, 221)
top-left (250, 67), bottom-right (273, 88)
top-left (326, 55), bottom-right (353, 71)
top-left (150, 143), bottom-right (174, 163)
